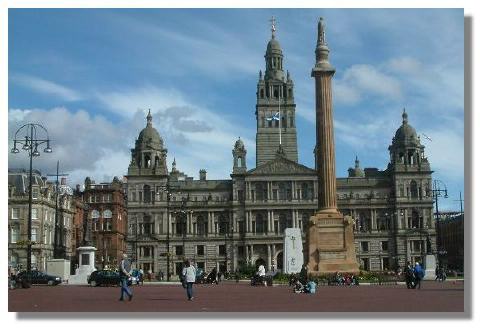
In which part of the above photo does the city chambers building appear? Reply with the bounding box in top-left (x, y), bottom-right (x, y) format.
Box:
top-left (125, 26), bottom-right (436, 278)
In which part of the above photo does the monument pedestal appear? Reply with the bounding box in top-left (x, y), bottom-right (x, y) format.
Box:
top-left (68, 246), bottom-right (97, 285)
top-left (307, 211), bottom-right (359, 274)
top-left (423, 254), bottom-right (437, 280)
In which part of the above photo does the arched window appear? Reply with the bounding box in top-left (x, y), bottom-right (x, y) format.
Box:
top-left (144, 153), bottom-right (151, 168)
top-left (274, 89), bottom-right (278, 98)
top-left (260, 89), bottom-right (264, 98)
top-left (237, 157), bottom-right (242, 167)
top-left (103, 209), bottom-right (112, 218)
top-left (410, 180), bottom-right (418, 199)
top-left (91, 210), bottom-right (100, 219)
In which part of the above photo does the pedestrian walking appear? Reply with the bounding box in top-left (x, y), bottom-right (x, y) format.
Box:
top-left (118, 254), bottom-right (133, 301)
top-left (413, 262), bottom-right (425, 289)
top-left (182, 260), bottom-right (197, 301)
top-left (404, 261), bottom-right (415, 289)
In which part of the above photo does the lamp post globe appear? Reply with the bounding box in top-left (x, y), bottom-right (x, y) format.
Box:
top-left (11, 123), bottom-right (52, 273)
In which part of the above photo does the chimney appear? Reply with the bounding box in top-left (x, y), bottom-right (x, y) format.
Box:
top-left (199, 169), bottom-right (207, 181)
top-left (61, 177), bottom-right (67, 185)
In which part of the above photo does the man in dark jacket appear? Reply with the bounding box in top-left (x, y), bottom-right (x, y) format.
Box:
top-left (404, 262), bottom-right (415, 289)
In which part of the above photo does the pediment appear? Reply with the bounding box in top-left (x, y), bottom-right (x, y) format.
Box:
top-left (248, 157), bottom-right (316, 176)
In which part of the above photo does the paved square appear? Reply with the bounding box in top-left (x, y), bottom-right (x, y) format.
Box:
top-left (8, 281), bottom-right (464, 312)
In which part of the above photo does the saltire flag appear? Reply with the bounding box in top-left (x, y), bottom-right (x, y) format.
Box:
top-left (266, 112), bottom-right (280, 121)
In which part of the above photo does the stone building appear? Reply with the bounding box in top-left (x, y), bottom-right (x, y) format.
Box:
top-left (8, 169), bottom-right (75, 271)
top-left (125, 23), bottom-right (436, 277)
top-left (80, 177), bottom-right (128, 269)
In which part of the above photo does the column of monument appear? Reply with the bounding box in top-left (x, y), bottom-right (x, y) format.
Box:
top-left (307, 17), bottom-right (359, 275)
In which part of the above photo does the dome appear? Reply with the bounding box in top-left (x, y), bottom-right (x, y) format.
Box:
top-left (393, 110), bottom-right (418, 143)
top-left (136, 110), bottom-right (164, 149)
top-left (266, 38), bottom-right (282, 53)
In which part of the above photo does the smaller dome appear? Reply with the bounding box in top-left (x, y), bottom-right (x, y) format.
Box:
top-left (393, 110), bottom-right (418, 142)
top-left (234, 137), bottom-right (244, 149)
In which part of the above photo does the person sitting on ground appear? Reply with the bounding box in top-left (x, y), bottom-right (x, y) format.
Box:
top-left (293, 278), bottom-right (304, 293)
top-left (305, 280), bottom-right (317, 294)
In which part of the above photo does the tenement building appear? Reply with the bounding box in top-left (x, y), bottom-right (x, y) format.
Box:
top-left (125, 23), bottom-right (436, 277)
top-left (80, 177), bottom-right (128, 269)
top-left (8, 169), bottom-right (75, 271)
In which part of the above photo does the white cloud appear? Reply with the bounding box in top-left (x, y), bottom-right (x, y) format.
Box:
top-left (10, 74), bottom-right (83, 102)
top-left (423, 128), bottom-right (464, 181)
top-left (8, 107), bottom-right (131, 186)
top-left (336, 64), bottom-right (403, 105)
top-left (96, 85), bottom-right (188, 118)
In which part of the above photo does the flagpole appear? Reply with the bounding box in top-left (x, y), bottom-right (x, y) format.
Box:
top-left (279, 91), bottom-right (282, 145)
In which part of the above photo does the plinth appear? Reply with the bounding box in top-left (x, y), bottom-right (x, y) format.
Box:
top-left (307, 210), bottom-right (359, 274)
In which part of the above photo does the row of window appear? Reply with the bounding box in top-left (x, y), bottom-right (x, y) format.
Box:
top-left (9, 227), bottom-right (69, 247)
top-left (10, 208), bottom-right (71, 226)
top-left (359, 241), bottom-right (389, 253)
top-left (91, 209), bottom-right (113, 219)
top-left (88, 193), bottom-right (113, 203)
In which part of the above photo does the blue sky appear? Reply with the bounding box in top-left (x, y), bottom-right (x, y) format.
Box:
top-left (8, 8), bottom-right (464, 210)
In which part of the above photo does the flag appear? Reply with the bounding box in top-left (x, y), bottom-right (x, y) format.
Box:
top-left (422, 133), bottom-right (432, 142)
top-left (266, 112), bottom-right (280, 121)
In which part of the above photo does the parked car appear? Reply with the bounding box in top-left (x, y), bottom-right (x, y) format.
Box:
top-left (87, 270), bottom-right (137, 287)
top-left (16, 270), bottom-right (62, 286)
top-left (87, 270), bottom-right (121, 287)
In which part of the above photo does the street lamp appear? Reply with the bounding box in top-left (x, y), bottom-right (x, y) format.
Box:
top-left (157, 184), bottom-right (172, 281)
top-left (11, 123), bottom-right (52, 273)
top-left (432, 180), bottom-right (448, 262)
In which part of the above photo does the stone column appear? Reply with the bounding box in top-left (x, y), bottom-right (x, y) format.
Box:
top-left (307, 18), bottom-right (359, 275)
top-left (272, 244), bottom-right (276, 270)
top-left (371, 209), bottom-right (377, 231)
top-left (267, 244), bottom-right (272, 270)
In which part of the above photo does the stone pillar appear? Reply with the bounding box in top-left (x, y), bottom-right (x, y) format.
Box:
top-left (307, 18), bottom-right (359, 275)
top-left (272, 244), bottom-right (276, 270)
top-left (267, 244), bottom-right (272, 270)
top-left (371, 209), bottom-right (377, 231)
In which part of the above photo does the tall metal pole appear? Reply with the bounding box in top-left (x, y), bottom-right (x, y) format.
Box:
top-left (27, 125), bottom-right (34, 273)
top-left (166, 192), bottom-right (170, 282)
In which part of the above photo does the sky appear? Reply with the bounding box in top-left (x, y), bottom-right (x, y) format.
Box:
top-left (7, 8), bottom-right (464, 211)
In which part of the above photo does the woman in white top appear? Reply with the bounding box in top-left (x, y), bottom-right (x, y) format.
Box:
top-left (182, 260), bottom-right (197, 301)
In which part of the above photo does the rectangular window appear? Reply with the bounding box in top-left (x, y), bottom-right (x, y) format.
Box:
top-left (12, 208), bottom-right (19, 220)
top-left (32, 208), bottom-right (38, 220)
top-left (219, 245), bottom-right (226, 256)
top-left (11, 227), bottom-right (19, 243)
top-left (32, 187), bottom-right (39, 199)
top-left (361, 258), bottom-right (370, 271)
top-left (197, 262), bottom-right (205, 270)
top-left (175, 246), bottom-right (184, 256)
top-left (361, 241), bottom-right (369, 252)
top-left (31, 228), bottom-right (38, 242)
top-left (381, 241), bottom-right (389, 251)
top-left (197, 245), bottom-right (205, 256)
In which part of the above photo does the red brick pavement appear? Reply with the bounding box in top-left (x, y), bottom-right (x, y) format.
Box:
top-left (8, 281), bottom-right (464, 312)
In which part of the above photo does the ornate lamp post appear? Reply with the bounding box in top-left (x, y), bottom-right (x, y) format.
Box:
top-left (432, 180), bottom-right (448, 263)
top-left (11, 123), bottom-right (52, 273)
